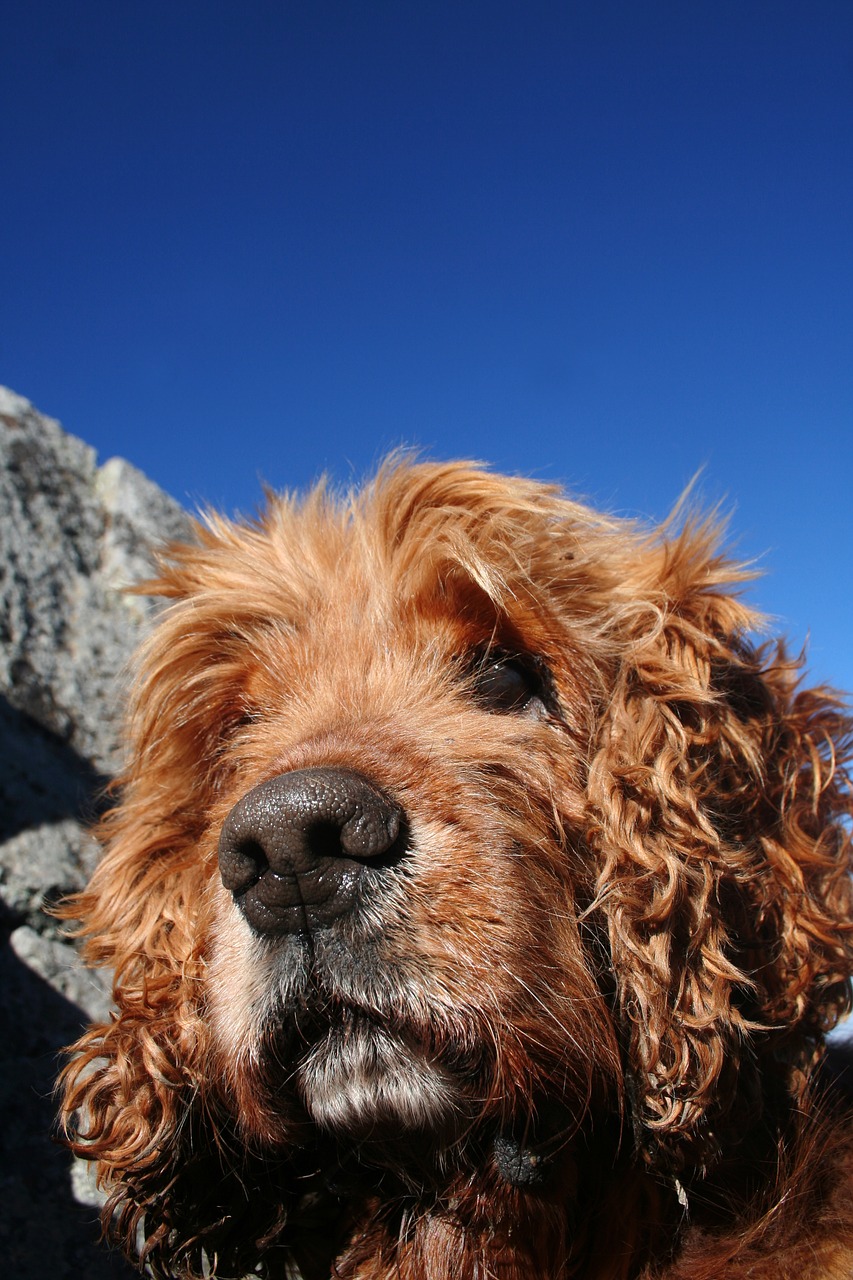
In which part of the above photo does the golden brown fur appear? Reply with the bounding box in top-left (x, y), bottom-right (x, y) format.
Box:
top-left (59, 459), bottom-right (853, 1278)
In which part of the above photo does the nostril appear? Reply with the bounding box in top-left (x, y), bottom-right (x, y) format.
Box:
top-left (305, 820), bottom-right (350, 861)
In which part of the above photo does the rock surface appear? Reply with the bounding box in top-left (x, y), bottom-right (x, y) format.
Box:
top-left (0, 388), bottom-right (191, 1278)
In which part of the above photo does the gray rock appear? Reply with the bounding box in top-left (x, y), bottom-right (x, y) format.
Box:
top-left (0, 387), bottom-right (192, 1278)
top-left (0, 386), bottom-right (189, 774)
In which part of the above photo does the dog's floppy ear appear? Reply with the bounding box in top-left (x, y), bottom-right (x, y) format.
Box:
top-left (58, 530), bottom-right (296, 1278)
top-left (584, 516), bottom-right (853, 1175)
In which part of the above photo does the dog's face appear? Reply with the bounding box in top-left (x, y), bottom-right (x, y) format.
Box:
top-left (62, 460), bottom-right (853, 1276)
top-left (204, 512), bottom-right (615, 1155)
top-left (157, 465), bottom-right (623, 1158)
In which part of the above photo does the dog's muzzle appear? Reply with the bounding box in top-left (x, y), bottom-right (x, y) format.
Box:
top-left (218, 766), bottom-right (405, 935)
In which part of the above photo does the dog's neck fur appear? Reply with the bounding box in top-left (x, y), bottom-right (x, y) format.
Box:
top-left (276, 1081), bottom-right (853, 1280)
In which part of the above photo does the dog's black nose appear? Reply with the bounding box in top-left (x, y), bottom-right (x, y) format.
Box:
top-left (218, 767), bottom-right (404, 935)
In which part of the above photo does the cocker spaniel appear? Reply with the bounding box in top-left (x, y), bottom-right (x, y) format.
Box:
top-left (60, 460), bottom-right (853, 1279)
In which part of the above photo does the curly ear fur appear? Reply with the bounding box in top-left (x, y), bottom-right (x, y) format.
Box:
top-left (57, 552), bottom-right (293, 1273)
top-left (57, 809), bottom-right (243, 1273)
top-left (585, 518), bottom-right (853, 1175)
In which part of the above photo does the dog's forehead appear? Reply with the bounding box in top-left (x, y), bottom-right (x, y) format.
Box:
top-left (166, 458), bottom-right (743, 702)
top-left (252, 465), bottom-right (623, 619)
top-left (249, 514), bottom-right (562, 663)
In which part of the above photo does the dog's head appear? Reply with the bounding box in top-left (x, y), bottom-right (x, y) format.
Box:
top-left (61, 460), bottom-right (853, 1276)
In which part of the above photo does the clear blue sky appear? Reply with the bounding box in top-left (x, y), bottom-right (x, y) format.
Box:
top-left (2, 1), bottom-right (851, 693)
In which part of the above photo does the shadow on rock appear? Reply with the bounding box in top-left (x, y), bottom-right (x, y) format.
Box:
top-left (0, 940), bottom-right (137, 1278)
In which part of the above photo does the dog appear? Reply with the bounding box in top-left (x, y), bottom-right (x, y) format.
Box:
top-left (60, 459), bottom-right (853, 1279)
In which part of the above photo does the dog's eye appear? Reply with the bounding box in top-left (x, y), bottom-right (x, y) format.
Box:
top-left (471, 656), bottom-right (540, 714)
top-left (221, 708), bottom-right (259, 741)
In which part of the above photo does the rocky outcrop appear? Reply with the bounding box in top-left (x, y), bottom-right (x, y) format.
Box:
top-left (0, 388), bottom-right (191, 1278)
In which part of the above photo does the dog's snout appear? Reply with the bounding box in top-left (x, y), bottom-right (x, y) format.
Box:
top-left (218, 767), bottom-right (404, 935)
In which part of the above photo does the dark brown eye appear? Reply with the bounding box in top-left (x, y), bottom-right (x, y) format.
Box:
top-left (471, 656), bottom-right (540, 714)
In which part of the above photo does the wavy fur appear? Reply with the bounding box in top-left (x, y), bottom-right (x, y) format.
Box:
top-left (59, 459), bottom-right (853, 1278)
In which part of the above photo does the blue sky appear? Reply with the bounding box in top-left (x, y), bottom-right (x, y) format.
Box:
top-left (2, 1), bottom-right (851, 693)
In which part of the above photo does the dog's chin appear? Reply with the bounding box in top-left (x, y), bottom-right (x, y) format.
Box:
top-left (296, 1019), bottom-right (464, 1140)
